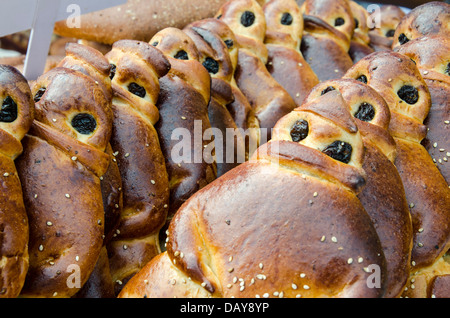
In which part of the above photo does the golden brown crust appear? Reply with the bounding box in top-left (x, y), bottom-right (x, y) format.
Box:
top-left (344, 51), bottom-right (431, 143)
top-left (216, 0), bottom-right (297, 138)
top-left (304, 79), bottom-right (412, 298)
top-left (16, 64), bottom-right (112, 298)
top-left (0, 65), bottom-right (33, 297)
top-left (104, 40), bottom-right (171, 294)
top-left (300, 15), bottom-right (354, 81)
top-left (53, 0), bottom-right (229, 45)
top-left (30, 67), bottom-right (113, 152)
top-left (119, 92), bottom-right (390, 298)
top-left (395, 35), bottom-right (450, 183)
top-left (394, 139), bottom-right (450, 270)
top-left (186, 18), bottom-right (261, 158)
top-left (262, 0), bottom-right (320, 107)
top-left (392, 2), bottom-right (450, 50)
top-left (344, 50), bottom-right (450, 296)
top-left (348, 1), bottom-right (374, 63)
top-left (300, 0), bottom-right (355, 46)
top-left (368, 5), bottom-right (405, 42)
top-left (184, 26), bottom-right (246, 177)
top-left (150, 28), bottom-right (216, 219)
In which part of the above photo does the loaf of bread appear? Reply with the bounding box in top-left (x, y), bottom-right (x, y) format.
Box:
top-left (262, 0), bottom-right (319, 106)
top-left (299, 0), bottom-right (354, 81)
top-left (216, 0), bottom-right (297, 140)
top-left (185, 18), bottom-right (261, 160)
top-left (53, 0), bottom-right (229, 45)
top-left (104, 40), bottom-right (171, 295)
top-left (118, 90), bottom-right (388, 298)
top-left (56, 43), bottom-right (121, 298)
top-left (0, 65), bottom-right (34, 298)
top-left (150, 28), bottom-right (216, 221)
top-left (304, 78), bottom-right (412, 298)
top-left (344, 51), bottom-right (450, 298)
top-left (395, 35), bottom-right (450, 184)
top-left (183, 25), bottom-right (246, 177)
top-left (391, 2), bottom-right (450, 50)
top-left (16, 63), bottom-right (113, 297)
top-left (348, 1), bottom-right (374, 63)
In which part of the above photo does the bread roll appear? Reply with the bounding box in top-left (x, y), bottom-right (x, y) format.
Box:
top-left (56, 43), bottom-right (122, 298)
top-left (216, 0), bottom-right (297, 139)
top-left (118, 91), bottom-right (388, 298)
top-left (304, 79), bottom-right (412, 298)
top-left (368, 5), bottom-right (405, 52)
top-left (16, 65), bottom-right (113, 297)
top-left (348, 1), bottom-right (374, 63)
top-left (344, 51), bottom-right (450, 298)
top-left (150, 28), bottom-right (216, 221)
top-left (186, 18), bottom-right (261, 160)
top-left (391, 2), bottom-right (450, 50)
top-left (395, 35), bottom-right (450, 184)
top-left (53, 0), bottom-right (229, 45)
top-left (183, 25), bottom-right (246, 177)
top-left (0, 65), bottom-right (34, 298)
top-left (299, 0), bottom-right (354, 81)
top-left (104, 40), bottom-right (171, 295)
top-left (262, 0), bottom-right (319, 106)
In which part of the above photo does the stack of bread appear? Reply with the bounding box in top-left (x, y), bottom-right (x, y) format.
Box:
top-left (0, 0), bottom-right (448, 298)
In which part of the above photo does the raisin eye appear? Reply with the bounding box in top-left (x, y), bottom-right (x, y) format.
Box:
top-left (71, 113), bottom-right (97, 135)
top-left (241, 11), bottom-right (255, 27)
top-left (217, 14), bottom-right (222, 19)
top-left (354, 102), bottom-right (375, 122)
top-left (290, 119), bottom-right (309, 142)
top-left (174, 50), bottom-right (189, 60)
top-left (109, 64), bottom-right (116, 80)
top-left (0, 96), bottom-right (18, 123)
top-left (224, 39), bottom-right (234, 48)
top-left (397, 85), bottom-right (419, 104)
top-left (128, 82), bottom-right (146, 98)
top-left (321, 86), bottom-right (336, 95)
top-left (202, 57), bottom-right (219, 74)
top-left (151, 41), bottom-right (159, 47)
top-left (354, 18), bottom-right (359, 29)
top-left (385, 29), bottom-right (395, 37)
top-left (34, 87), bottom-right (46, 103)
top-left (281, 12), bottom-right (293, 25)
top-left (356, 75), bottom-right (368, 84)
top-left (323, 141), bottom-right (352, 164)
top-left (398, 33), bottom-right (409, 45)
top-left (335, 18), bottom-right (345, 27)
top-left (445, 63), bottom-right (450, 76)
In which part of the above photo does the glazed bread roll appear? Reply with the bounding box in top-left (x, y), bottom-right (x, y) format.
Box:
top-left (53, 0), bottom-right (229, 45)
top-left (216, 0), bottom-right (297, 140)
top-left (183, 26), bottom-right (246, 177)
top-left (262, 0), bottom-right (319, 106)
top-left (299, 0), bottom-right (354, 81)
top-left (118, 91), bottom-right (388, 298)
top-left (344, 51), bottom-right (450, 298)
top-left (395, 35), bottom-right (450, 184)
top-left (391, 2), bottom-right (450, 50)
top-left (16, 64), bottom-right (113, 297)
top-left (186, 18), bottom-right (261, 160)
top-left (104, 40), bottom-right (171, 294)
top-left (0, 65), bottom-right (34, 298)
top-left (368, 5), bottom-right (405, 52)
top-left (304, 79), bottom-right (412, 298)
top-left (56, 43), bottom-right (121, 298)
top-left (150, 28), bottom-right (216, 221)
top-left (348, 1), bottom-right (374, 63)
